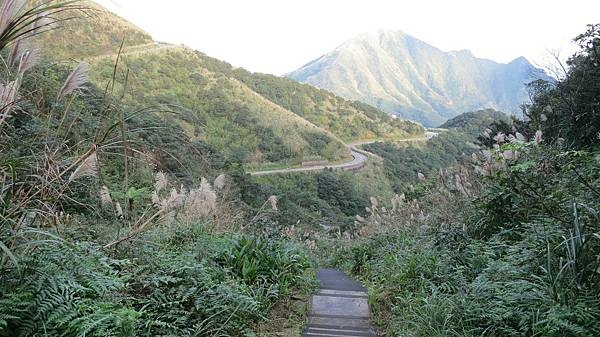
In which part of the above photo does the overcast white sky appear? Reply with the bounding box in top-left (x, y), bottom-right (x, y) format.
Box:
top-left (94, 0), bottom-right (599, 75)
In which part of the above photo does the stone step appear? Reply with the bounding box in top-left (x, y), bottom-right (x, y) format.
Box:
top-left (317, 289), bottom-right (369, 298)
top-left (308, 315), bottom-right (371, 328)
top-left (304, 323), bottom-right (374, 336)
top-left (311, 295), bottom-right (370, 318)
top-left (304, 269), bottom-right (378, 337)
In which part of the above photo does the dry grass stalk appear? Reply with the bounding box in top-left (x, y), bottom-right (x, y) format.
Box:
top-left (268, 195), bottom-right (278, 211)
top-left (534, 130), bottom-right (543, 144)
top-left (0, 80), bottom-right (18, 125)
top-left (115, 202), bottom-right (123, 219)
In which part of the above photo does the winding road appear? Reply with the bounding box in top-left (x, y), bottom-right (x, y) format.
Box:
top-left (250, 137), bottom-right (428, 176)
top-left (250, 146), bottom-right (368, 176)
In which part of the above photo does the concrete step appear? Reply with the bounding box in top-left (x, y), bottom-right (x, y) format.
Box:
top-left (305, 323), bottom-right (374, 336)
top-left (304, 269), bottom-right (378, 337)
top-left (308, 314), bottom-right (371, 328)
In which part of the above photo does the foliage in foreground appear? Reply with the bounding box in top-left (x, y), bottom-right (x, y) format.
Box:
top-left (0, 3), bottom-right (313, 336)
top-left (0, 224), bottom-right (313, 337)
top-left (335, 145), bottom-right (600, 337)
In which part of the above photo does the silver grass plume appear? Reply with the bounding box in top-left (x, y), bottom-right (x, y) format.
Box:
top-left (16, 48), bottom-right (40, 74)
top-left (115, 202), bottom-right (123, 219)
top-left (534, 130), bottom-right (543, 144)
top-left (154, 171), bottom-right (168, 193)
top-left (391, 193), bottom-right (405, 212)
top-left (151, 191), bottom-right (161, 209)
top-left (493, 132), bottom-right (506, 143)
top-left (268, 195), bottom-right (278, 211)
top-left (214, 174), bottom-right (226, 190)
top-left (31, 10), bottom-right (53, 34)
top-left (164, 187), bottom-right (184, 211)
top-left (99, 185), bottom-right (112, 205)
top-left (69, 151), bottom-right (98, 182)
top-left (7, 39), bottom-right (40, 73)
top-left (0, 0), bottom-right (25, 35)
top-left (502, 150), bottom-right (515, 160)
top-left (184, 178), bottom-right (217, 217)
top-left (7, 38), bottom-right (23, 68)
top-left (0, 80), bottom-right (18, 125)
top-left (57, 62), bottom-right (89, 101)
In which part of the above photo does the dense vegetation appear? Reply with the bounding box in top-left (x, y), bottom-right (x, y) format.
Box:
top-left (1, 3), bottom-right (315, 336)
top-left (31, 5), bottom-right (423, 169)
top-left (231, 69), bottom-right (423, 141)
top-left (363, 131), bottom-right (477, 193)
top-left (439, 108), bottom-right (510, 137)
top-left (2, 2), bottom-right (599, 337)
top-left (91, 47), bottom-right (349, 165)
top-left (332, 24), bottom-right (600, 337)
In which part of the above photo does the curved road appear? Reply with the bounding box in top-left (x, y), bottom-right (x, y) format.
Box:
top-left (249, 136), bottom-right (429, 176)
top-left (250, 146), bottom-right (368, 176)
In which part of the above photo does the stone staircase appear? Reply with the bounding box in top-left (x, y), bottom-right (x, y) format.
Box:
top-left (303, 269), bottom-right (377, 337)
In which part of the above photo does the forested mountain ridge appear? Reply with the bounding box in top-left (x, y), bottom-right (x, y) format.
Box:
top-left (439, 108), bottom-right (510, 137)
top-left (288, 30), bottom-right (552, 126)
top-left (33, 4), bottom-right (423, 167)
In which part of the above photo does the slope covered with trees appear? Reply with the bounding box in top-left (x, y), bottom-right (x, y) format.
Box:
top-left (439, 108), bottom-right (510, 136)
top-left (33, 4), bottom-right (423, 168)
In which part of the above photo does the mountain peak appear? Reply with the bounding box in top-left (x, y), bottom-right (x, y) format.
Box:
top-left (288, 32), bottom-right (551, 126)
top-left (508, 55), bottom-right (530, 65)
top-left (449, 49), bottom-right (474, 57)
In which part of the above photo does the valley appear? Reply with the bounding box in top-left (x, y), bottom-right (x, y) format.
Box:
top-left (1, 2), bottom-right (599, 337)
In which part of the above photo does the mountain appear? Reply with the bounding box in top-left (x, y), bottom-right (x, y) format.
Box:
top-left (34, 6), bottom-right (422, 167)
top-left (288, 30), bottom-right (551, 127)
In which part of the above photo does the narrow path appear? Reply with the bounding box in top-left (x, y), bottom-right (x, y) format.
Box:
top-left (84, 42), bottom-right (177, 62)
top-left (303, 269), bottom-right (377, 337)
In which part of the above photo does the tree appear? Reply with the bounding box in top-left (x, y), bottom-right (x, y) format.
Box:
top-left (523, 24), bottom-right (600, 147)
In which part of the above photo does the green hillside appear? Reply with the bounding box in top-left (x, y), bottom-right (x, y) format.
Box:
top-left (89, 46), bottom-right (348, 165)
top-left (34, 3), bottom-right (422, 168)
top-left (439, 108), bottom-right (510, 137)
top-left (230, 69), bottom-right (423, 141)
top-left (33, 2), bottom-right (153, 59)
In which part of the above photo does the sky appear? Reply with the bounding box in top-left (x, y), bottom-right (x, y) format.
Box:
top-left (94, 0), bottom-right (599, 75)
